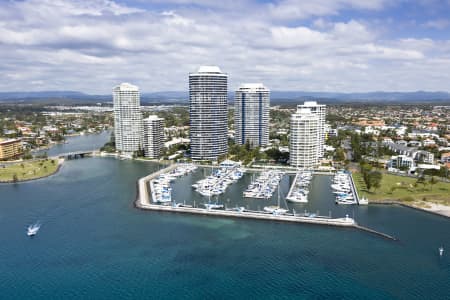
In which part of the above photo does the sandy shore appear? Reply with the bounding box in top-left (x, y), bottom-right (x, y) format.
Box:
top-left (416, 202), bottom-right (450, 218)
top-left (370, 200), bottom-right (450, 218)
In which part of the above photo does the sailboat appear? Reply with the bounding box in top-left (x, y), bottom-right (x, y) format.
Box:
top-left (264, 184), bottom-right (288, 215)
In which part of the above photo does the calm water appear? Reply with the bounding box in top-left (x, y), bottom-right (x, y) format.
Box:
top-left (35, 130), bottom-right (111, 157)
top-left (1, 136), bottom-right (449, 299)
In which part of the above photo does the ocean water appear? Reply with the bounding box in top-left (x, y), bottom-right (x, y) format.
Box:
top-left (1, 135), bottom-right (449, 299)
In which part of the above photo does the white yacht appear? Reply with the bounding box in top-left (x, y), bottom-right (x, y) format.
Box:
top-left (439, 246), bottom-right (444, 256)
top-left (27, 223), bottom-right (40, 237)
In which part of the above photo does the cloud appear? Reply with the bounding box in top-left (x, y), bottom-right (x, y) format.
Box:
top-left (267, 0), bottom-right (387, 20)
top-left (423, 19), bottom-right (450, 29)
top-left (0, 0), bottom-right (449, 93)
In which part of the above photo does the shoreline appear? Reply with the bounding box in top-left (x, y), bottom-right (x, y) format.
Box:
top-left (369, 200), bottom-right (450, 218)
top-left (0, 158), bottom-right (64, 184)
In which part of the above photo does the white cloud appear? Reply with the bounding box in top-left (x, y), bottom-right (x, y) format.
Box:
top-left (0, 0), bottom-right (449, 93)
top-left (267, 0), bottom-right (387, 20)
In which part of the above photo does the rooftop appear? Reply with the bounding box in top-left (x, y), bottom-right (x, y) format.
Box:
top-left (197, 66), bottom-right (222, 73)
top-left (237, 83), bottom-right (269, 91)
top-left (114, 82), bottom-right (139, 91)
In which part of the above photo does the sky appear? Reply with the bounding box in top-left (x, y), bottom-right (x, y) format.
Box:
top-left (1, 0), bottom-right (450, 94)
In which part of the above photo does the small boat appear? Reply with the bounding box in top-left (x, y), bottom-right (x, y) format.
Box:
top-left (263, 206), bottom-right (288, 214)
top-left (359, 197), bottom-right (369, 205)
top-left (264, 184), bottom-right (288, 215)
top-left (204, 203), bottom-right (224, 210)
top-left (439, 246), bottom-right (444, 256)
top-left (27, 223), bottom-right (40, 237)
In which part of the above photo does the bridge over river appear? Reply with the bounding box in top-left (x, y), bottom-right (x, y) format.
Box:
top-left (57, 150), bottom-right (99, 159)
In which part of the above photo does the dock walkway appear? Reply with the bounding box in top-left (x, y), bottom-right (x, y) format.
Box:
top-left (349, 173), bottom-right (360, 204)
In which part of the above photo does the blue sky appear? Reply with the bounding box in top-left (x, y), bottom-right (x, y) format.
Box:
top-left (1, 0), bottom-right (450, 93)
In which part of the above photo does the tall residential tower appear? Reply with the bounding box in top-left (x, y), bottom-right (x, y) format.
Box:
top-left (234, 83), bottom-right (270, 148)
top-left (113, 83), bottom-right (143, 154)
top-left (189, 66), bottom-right (228, 160)
top-left (297, 101), bottom-right (326, 158)
top-left (143, 115), bottom-right (164, 159)
top-left (289, 107), bottom-right (321, 168)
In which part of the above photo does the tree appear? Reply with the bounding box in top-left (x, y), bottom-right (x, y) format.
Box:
top-left (416, 176), bottom-right (427, 190)
top-left (429, 176), bottom-right (438, 191)
top-left (369, 171), bottom-right (382, 191)
top-left (360, 161), bottom-right (373, 190)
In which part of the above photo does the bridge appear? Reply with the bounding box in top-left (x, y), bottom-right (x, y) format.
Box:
top-left (57, 150), bottom-right (99, 159)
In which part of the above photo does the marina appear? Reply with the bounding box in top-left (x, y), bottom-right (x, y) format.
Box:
top-left (137, 166), bottom-right (396, 240)
top-left (243, 169), bottom-right (284, 199)
top-left (192, 160), bottom-right (244, 197)
top-left (150, 164), bottom-right (198, 203)
top-left (331, 170), bottom-right (359, 205)
top-left (286, 171), bottom-right (312, 203)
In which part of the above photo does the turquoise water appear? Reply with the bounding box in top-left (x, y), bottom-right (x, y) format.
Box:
top-left (1, 135), bottom-right (450, 299)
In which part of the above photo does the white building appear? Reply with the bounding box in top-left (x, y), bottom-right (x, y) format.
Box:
top-left (290, 108), bottom-right (321, 168)
top-left (297, 101), bottom-right (326, 157)
top-left (143, 115), bottom-right (164, 159)
top-left (234, 83), bottom-right (270, 148)
top-left (189, 66), bottom-right (228, 161)
top-left (113, 83), bottom-right (143, 154)
top-left (389, 155), bottom-right (415, 169)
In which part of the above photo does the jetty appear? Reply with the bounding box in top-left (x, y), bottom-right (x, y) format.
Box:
top-left (137, 164), bottom-right (178, 205)
top-left (349, 173), bottom-right (360, 205)
top-left (135, 169), bottom-right (397, 241)
top-left (285, 171), bottom-right (312, 203)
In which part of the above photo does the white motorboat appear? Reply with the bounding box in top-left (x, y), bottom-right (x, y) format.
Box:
top-left (359, 197), bottom-right (369, 205)
top-left (27, 223), bottom-right (40, 237)
top-left (439, 246), bottom-right (444, 256)
top-left (263, 206), bottom-right (288, 214)
top-left (204, 203), bottom-right (224, 210)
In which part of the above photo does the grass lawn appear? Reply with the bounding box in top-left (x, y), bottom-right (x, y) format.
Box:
top-left (353, 172), bottom-right (450, 206)
top-left (0, 159), bottom-right (59, 182)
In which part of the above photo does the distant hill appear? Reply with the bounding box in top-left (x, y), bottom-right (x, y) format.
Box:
top-left (1, 90), bottom-right (450, 104)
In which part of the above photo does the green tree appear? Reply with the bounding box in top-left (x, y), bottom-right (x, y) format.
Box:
top-left (429, 176), bottom-right (438, 191)
top-left (369, 171), bottom-right (382, 191)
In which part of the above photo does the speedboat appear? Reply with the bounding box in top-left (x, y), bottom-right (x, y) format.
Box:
top-left (27, 223), bottom-right (40, 237)
top-left (439, 246), bottom-right (444, 256)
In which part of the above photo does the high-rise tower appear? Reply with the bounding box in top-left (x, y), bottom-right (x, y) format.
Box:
top-left (290, 107), bottom-right (320, 168)
top-left (234, 83), bottom-right (270, 148)
top-left (143, 115), bottom-right (164, 159)
top-left (297, 101), bottom-right (326, 157)
top-left (113, 83), bottom-right (142, 154)
top-left (189, 66), bottom-right (228, 160)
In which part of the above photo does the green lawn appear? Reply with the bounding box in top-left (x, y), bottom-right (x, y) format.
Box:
top-left (0, 159), bottom-right (59, 182)
top-left (353, 172), bottom-right (450, 206)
